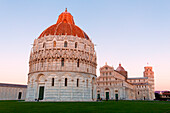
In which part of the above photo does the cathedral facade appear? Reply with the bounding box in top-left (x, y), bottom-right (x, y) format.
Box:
top-left (26, 9), bottom-right (97, 101)
top-left (96, 63), bottom-right (155, 100)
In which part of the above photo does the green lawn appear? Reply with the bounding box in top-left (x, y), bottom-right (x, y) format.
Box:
top-left (0, 100), bottom-right (169, 113)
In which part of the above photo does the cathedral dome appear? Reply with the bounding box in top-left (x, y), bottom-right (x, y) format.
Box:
top-left (38, 8), bottom-right (90, 40)
top-left (116, 64), bottom-right (126, 72)
top-left (116, 63), bottom-right (128, 78)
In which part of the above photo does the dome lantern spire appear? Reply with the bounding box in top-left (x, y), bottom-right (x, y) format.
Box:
top-left (56, 8), bottom-right (75, 24)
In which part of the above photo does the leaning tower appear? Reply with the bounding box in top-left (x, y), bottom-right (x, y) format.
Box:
top-left (26, 9), bottom-right (97, 101)
top-left (143, 66), bottom-right (155, 100)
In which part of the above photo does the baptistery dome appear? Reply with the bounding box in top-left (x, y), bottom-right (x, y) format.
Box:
top-left (38, 8), bottom-right (89, 40)
top-left (26, 9), bottom-right (97, 101)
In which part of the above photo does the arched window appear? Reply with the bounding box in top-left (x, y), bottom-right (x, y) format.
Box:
top-left (53, 41), bottom-right (56, 47)
top-left (63, 19), bottom-right (67, 23)
top-left (84, 44), bottom-right (86, 49)
top-left (86, 79), bottom-right (88, 88)
top-left (52, 78), bottom-right (54, 86)
top-left (43, 42), bottom-right (45, 48)
top-left (41, 59), bottom-right (44, 67)
top-left (75, 42), bottom-right (77, 48)
top-left (77, 79), bottom-right (79, 87)
top-left (65, 78), bottom-right (67, 86)
top-left (77, 59), bottom-right (79, 67)
top-left (138, 91), bottom-right (139, 95)
top-left (64, 41), bottom-right (67, 47)
top-left (61, 58), bottom-right (64, 66)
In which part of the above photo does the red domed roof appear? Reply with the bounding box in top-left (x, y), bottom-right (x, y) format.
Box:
top-left (116, 64), bottom-right (126, 72)
top-left (38, 8), bottom-right (90, 40)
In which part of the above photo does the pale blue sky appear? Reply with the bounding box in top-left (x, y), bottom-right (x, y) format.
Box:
top-left (0, 0), bottom-right (170, 90)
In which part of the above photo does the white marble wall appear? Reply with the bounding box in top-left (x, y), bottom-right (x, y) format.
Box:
top-left (97, 86), bottom-right (135, 100)
top-left (26, 72), bottom-right (96, 101)
top-left (0, 86), bottom-right (26, 100)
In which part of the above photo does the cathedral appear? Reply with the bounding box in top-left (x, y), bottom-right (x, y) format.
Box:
top-left (25, 9), bottom-right (155, 101)
top-left (96, 63), bottom-right (155, 100)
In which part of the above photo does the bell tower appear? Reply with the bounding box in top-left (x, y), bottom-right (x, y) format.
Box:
top-left (143, 66), bottom-right (155, 100)
top-left (144, 66), bottom-right (154, 78)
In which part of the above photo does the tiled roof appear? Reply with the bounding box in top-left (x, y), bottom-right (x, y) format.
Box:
top-left (132, 83), bottom-right (148, 85)
top-left (127, 77), bottom-right (148, 79)
top-left (0, 83), bottom-right (27, 88)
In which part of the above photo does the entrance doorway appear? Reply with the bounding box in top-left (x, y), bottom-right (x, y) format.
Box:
top-left (97, 94), bottom-right (100, 99)
top-left (115, 94), bottom-right (118, 100)
top-left (39, 86), bottom-right (44, 100)
top-left (106, 92), bottom-right (109, 100)
top-left (18, 92), bottom-right (22, 99)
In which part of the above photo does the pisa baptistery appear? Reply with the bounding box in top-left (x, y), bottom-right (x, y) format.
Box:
top-left (26, 9), bottom-right (97, 101)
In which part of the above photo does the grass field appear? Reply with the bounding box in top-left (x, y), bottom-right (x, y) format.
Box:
top-left (0, 100), bottom-right (169, 113)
